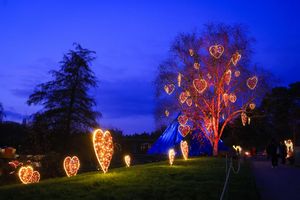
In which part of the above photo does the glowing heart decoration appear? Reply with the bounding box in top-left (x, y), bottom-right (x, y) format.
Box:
top-left (241, 112), bottom-right (247, 126)
top-left (194, 62), bottom-right (200, 70)
top-left (124, 155), bottom-right (131, 167)
top-left (63, 156), bottom-right (80, 177)
top-left (234, 70), bottom-right (240, 77)
top-left (209, 45), bottom-right (224, 59)
top-left (178, 124), bottom-right (190, 137)
top-left (168, 149), bottom-right (175, 166)
top-left (178, 115), bottom-right (188, 125)
top-left (231, 52), bottom-right (241, 66)
top-left (177, 73), bottom-right (182, 87)
top-left (223, 93), bottom-right (229, 106)
top-left (207, 73), bottom-right (212, 79)
top-left (189, 49), bottom-right (194, 57)
top-left (165, 109), bottom-right (169, 117)
top-left (229, 93), bottom-right (237, 103)
top-left (179, 91), bottom-right (189, 104)
top-left (18, 166), bottom-right (40, 184)
top-left (93, 129), bottom-right (114, 173)
top-left (186, 98), bottom-right (192, 107)
top-left (193, 78), bottom-right (207, 94)
top-left (249, 103), bottom-right (256, 110)
top-left (224, 70), bottom-right (232, 85)
top-left (164, 84), bottom-right (175, 95)
top-left (247, 76), bottom-right (258, 90)
top-left (180, 141), bottom-right (189, 160)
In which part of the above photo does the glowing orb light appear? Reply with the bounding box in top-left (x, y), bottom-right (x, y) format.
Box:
top-left (168, 149), bottom-right (175, 165)
top-left (247, 76), bottom-right (258, 90)
top-left (231, 52), bottom-right (241, 66)
top-left (93, 129), bottom-right (114, 173)
top-left (241, 112), bottom-right (247, 126)
top-left (164, 84), bottom-right (175, 95)
top-left (180, 141), bottom-right (189, 160)
top-left (229, 93), bottom-right (237, 103)
top-left (63, 156), bottom-right (80, 177)
top-left (209, 44), bottom-right (224, 59)
top-left (249, 103), bottom-right (256, 110)
top-left (178, 124), bottom-right (190, 137)
top-left (193, 78), bottom-right (207, 94)
top-left (124, 155), bottom-right (131, 167)
top-left (223, 93), bottom-right (229, 106)
top-left (18, 166), bottom-right (40, 184)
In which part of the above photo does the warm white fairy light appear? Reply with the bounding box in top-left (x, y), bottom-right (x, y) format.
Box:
top-left (168, 149), bottom-right (175, 165)
top-left (180, 141), bottom-right (189, 160)
top-left (209, 44), bottom-right (224, 59)
top-left (284, 139), bottom-right (294, 158)
top-left (63, 156), bottom-right (80, 177)
top-left (93, 129), bottom-right (114, 173)
top-left (18, 166), bottom-right (40, 184)
top-left (165, 109), bottom-right (170, 117)
top-left (124, 155), bottom-right (131, 167)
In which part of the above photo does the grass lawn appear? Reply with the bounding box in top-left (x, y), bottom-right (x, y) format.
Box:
top-left (0, 157), bottom-right (259, 200)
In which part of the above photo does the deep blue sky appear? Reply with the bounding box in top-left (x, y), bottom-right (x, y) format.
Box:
top-left (0, 0), bottom-right (299, 134)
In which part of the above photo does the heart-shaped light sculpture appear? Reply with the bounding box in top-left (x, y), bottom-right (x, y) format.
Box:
top-left (193, 78), bottom-right (207, 94)
top-left (234, 70), bottom-right (240, 77)
top-left (164, 84), bottom-right (175, 95)
top-left (63, 156), bottom-right (80, 177)
top-left (249, 103), bottom-right (256, 110)
top-left (178, 115), bottom-right (188, 125)
top-left (229, 93), bottom-right (237, 103)
top-left (209, 45), bottom-right (224, 59)
top-left (180, 141), bottom-right (189, 160)
top-left (231, 52), bottom-right (241, 66)
top-left (247, 76), bottom-right (258, 90)
top-left (186, 98), bottom-right (192, 107)
top-left (124, 155), bottom-right (131, 167)
top-left (224, 70), bottom-right (232, 85)
top-left (179, 91), bottom-right (189, 104)
top-left (178, 124), bottom-right (190, 137)
top-left (168, 149), bottom-right (175, 166)
top-left (18, 166), bottom-right (40, 184)
top-left (93, 129), bottom-right (114, 173)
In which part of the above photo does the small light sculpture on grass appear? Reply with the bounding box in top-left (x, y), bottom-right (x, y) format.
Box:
top-left (18, 166), bottom-right (40, 184)
top-left (168, 149), bottom-right (175, 166)
top-left (180, 141), bottom-right (189, 160)
top-left (63, 156), bottom-right (80, 177)
top-left (124, 155), bottom-right (131, 167)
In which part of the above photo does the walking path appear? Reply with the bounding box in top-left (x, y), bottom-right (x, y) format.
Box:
top-left (252, 159), bottom-right (300, 200)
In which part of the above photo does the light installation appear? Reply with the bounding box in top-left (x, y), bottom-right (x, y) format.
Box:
top-left (193, 78), bottom-right (207, 94)
top-left (180, 141), bottom-right (189, 160)
top-left (186, 98), bottom-right (192, 107)
top-left (179, 91), bottom-right (189, 104)
top-left (63, 156), bottom-right (80, 177)
top-left (178, 115), bottom-right (188, 125)
top-left (231, 51), bottom-right (241, 66)
top-left (168, 149), bottom-right (175, 165)
top-left (93, 129), bottom-right (114, 173)
top-left (165, 109), bottom-right (170, 117)
top-left (178, 124), bottom-right (190, 137)
top-left (164, 84), bottom-right (175, 95)
top-left (284, 139), bottom-right (294, 158)
top-left (194, 62), bottom-right (200, 70)
top-left (232, 145), bottom-right (242, 154)
top-left (224, 70), bottom-right (232, 85)
top-left (247, 76), bottom-right (258, 90)
top-left (249, 103), bottom-right (256, 110)
top-left (234, 70), bottom-right (240, 77)
top-left (18, 166), bottom-right (40, 184)
top-left (124, 155), bottom-right (131, 167)
top-left (209, 44), bottom-right (224, 59)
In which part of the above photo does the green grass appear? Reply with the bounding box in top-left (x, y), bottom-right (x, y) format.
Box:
top-left (0, 158), bottom-right (259, 200)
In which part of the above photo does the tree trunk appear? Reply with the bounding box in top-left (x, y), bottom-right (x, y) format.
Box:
top-left (213, 137), bottom-right (219, 156)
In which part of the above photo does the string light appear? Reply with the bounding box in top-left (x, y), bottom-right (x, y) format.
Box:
top-left (63, 156), bottom-right (80, 177)
top-left (124, 155), bottom-right (131, 167)
top-left (193, 78), bottom-right (207, 94)
top-left (168, 149), bottom-right (175, 165)
top-left (179, 91), bottom-right (189, 104)
top-left (180, 141), bottom-right (189, 160)
top-left (209, 44), bottom-right (224, 59)
top-left (247, 76), bottom-right (258, 90)
top-left (178, 124), bottom-right (190, 137)
top-left (93, 129), bottom-right (114, 173)
top-left (164, 84), bottom-right (175, 95)
top-left (18, 166), bottom-right (40, 184)
top-left (231, 51), bottom-right (241, 66)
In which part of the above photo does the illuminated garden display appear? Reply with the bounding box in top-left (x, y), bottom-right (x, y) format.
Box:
top-left (155, 25), bottom-right (264, 155)
top-left (180, 141), bottom-right (189, 160)
top-left (63, 156), bottom-right (80, 177)
top-left (18, 166), bottom-right (40, 184)
top-left (168, 149), bottom-right (175, 165)
top-left (93, 129), bottom-right (114, 173)
top-left (124, 155), bottom-right (131, 167)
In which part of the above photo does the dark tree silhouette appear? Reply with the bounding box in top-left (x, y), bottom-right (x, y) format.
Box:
top-left (28, 44), bottom-right (100, 137)
top-left (0, 103), bottom-right (4, 123)
top-left (155, 24), bottom-right (267, 155)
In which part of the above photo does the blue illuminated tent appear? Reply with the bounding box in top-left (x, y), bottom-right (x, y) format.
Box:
top-left (147, 115), bottom-right (228, 156)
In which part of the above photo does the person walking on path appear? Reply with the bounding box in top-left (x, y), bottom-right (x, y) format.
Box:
top-left (267, 139), bottom-right (279, 168)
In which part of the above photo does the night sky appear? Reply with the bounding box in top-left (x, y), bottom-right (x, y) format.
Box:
top-left (0, 0), bottom-right (299, 134)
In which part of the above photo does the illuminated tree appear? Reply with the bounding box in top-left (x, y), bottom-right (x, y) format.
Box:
top-left (28, 44), bottom-right (100, 137)
top-left (155, 24), bottom-right (266, 155)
